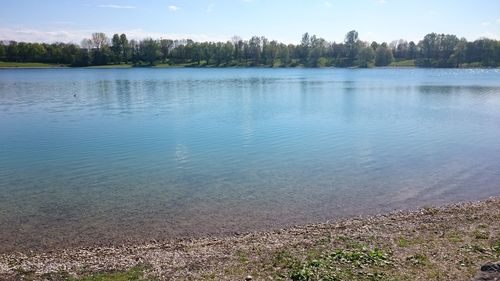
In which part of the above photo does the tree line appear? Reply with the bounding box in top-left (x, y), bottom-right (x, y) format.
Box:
top-left (1, 30), bottom-right (499, 68)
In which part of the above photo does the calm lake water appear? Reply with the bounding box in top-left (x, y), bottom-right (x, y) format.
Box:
top-left (1, 68), bottom-right (500, 252)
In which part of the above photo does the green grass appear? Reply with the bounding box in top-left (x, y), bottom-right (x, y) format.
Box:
top-left (153, 63), bottom-right (192, 68)
top-left (388, 59), bottom-right (416, 67)
top-left (492, 241), bottom-right (500, 257)
top-left (396, 237), bottom-right (410, 247)
top-left (85, 64), bottom-right (132, 69)
top-left (283, 247), bottom-right (392, 281)
top-left (0, 61), bottom-right (66, 68)
top-left (69, 266), bottom-right (152, 281)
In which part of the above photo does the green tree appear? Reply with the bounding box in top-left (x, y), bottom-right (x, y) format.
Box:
top-left (344, 30), bottom-right (359, 57)
top-left (310, 36), bottom-right (328, 67)
top-left (231, 36), bottom-right (243, 63)
top-left (159, 39), bottom-right (173, 63)
top-left (1, 30), bottom-right (498, 68)
top-left (223, 41), bottom-right (234, 65)
top-left (449, 38), bottom-right (467, 67)
top-left (375, 44), bottom-right (394, 66)
top-left (139, 38), bottom-right (161, 65)
top-left (300, 32), bottom-right (311, 65)
top-left (356, 47), bottom-right (375, 67)
top-left (248, 36), bottom-right (261, 65)
top-left (120, 34), bottom-right (130, 62)
top-left (0, 43), bottom-right (5, 59)
top-left (278, 44), bottom-right (290, 65)
top-left (111, 33), bottom-right (122, 63)
top-left (407, 41), bottom-right (417, 59)
top-left (263, 40), bottom-right (279, 66)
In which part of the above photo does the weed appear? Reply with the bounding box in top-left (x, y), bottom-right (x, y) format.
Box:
top-left (397, 237), bottom-right (409, 247)
top-left (288, 247), bottom-right (392, 281)
top-left (474, 229), bottom-right (489, 240)
top-left (406, 254), bottom-right (429, 266)
top-left (69, 266), bottom-right (150, 281)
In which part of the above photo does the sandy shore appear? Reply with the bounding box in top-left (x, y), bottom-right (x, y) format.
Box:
top-left (0, 197), bottom-right (498, 280)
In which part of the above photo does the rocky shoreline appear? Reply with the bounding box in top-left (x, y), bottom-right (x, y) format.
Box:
top-left (1, 197), bottom-right (499, 280)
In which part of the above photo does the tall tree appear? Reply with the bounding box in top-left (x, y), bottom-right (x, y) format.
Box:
top-left (120, 34), bottom-right (130, 62)
top-left (91, 33), bottom-right (109, 50)
top-left (344, 30), bottom-right (359, 55)
top-left (0, 43), bottom-right (5, 59)
top-left (344, 30), bottom-right (360, 65)
top-left (300, 33), bottom-right (311, 65)
top-left (223, 41), bottom-right (234, 65)
top-left (159, 39), bottom-right (173, 63)
top-left (248, 36), bottom-right (261, 65)
top-left (375, 44), bottom-right (394, 66)
top-left (407, 41), bottom-right (417, 59)
top-left (139, 38), bottom-right (161, 65)
top-left (356, 47), bottom-right (375, 67)
top-left (111, 34), bottom-right (122, 63)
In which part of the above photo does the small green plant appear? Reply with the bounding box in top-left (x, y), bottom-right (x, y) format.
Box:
top-left (14, 267), bottom-right (36, 280)
top-left (474, 229), bottom-right (489, 240)
top-left (406, 254), bottom-right (429, 266)
top-left (396, 237), bottom-right (409, 247)
top-left (446, 231), bottom-right (464, 243)
top-left (330, 248), bottom-right (391, 267)
top-left (288, 247), bottom-right (392, 281)
top-left (471, 244), bottom-right (487, 253)
top-left (290, 266), bottom-right (314, 281)
top-left (273, 250), bottom-right (300, 269)
top-left (235, 250), bottom-right (249, 263)
top-left (492, 241), bottom-right (500, 257)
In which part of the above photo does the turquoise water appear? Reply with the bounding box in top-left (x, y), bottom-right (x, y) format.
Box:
top-left (1, 68), bottom-right (500, 252)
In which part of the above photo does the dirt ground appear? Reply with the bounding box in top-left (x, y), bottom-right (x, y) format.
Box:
top-left (0, 197), bottom-right (498, 280)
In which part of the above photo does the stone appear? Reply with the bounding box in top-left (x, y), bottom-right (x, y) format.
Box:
top-left (481, 263), bottom-right (500, 272)
top-left (473, 263), bottom-right (500, 281)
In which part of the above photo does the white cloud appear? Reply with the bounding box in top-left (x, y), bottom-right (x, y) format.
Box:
top-left (168, 5), bottom-right (180, 11)
top-left (479, 31), bottom-right (499, 40)
top-left (497, 18), bottom-right (500, 24)
top-left (0, 26), bottom-right (88, 43)
top-left (98, 4), bottom-right (136, 9)
top-left (0, 26), bottom-right (230, 44)
top-left (324, 1), bottom-right (332, 7)
top-left (481, 21), bottom-right (491, 27)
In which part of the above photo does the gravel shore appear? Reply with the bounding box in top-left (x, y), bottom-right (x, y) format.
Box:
top-left (1, 197), bottom-right (499, 280)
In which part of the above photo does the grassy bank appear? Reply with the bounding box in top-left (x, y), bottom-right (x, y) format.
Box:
top-left (0, 198), bottom-right (499, 280)
top-left (84, 64), bottom-right (132, 69)
top-left (4, 60), bottom-right (497, 69)
top-left (389, 60), bottom-right (416, 67)
top-left (0, 61), bottom-right (67, 68)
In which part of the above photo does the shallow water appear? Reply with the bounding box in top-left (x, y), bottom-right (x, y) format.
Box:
top-left (1, 68), bottom-right (499, 252)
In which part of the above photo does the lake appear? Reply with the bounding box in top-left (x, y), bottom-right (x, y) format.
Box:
top-left (0, 68), bottom-right (499, 252)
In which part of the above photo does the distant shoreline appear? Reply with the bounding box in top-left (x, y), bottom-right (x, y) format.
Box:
top-left (2, 62), bottom-right (499, 70)
top-left (1, 197), bottom-right (498, 280)
top-left (0, 60), bottom-right (414, 69)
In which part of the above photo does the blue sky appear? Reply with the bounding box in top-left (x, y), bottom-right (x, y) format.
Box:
top-left (0, 0), bottom-right (499, 44)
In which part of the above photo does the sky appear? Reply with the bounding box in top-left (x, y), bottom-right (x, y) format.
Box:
top-left (0, 0), bottom-right (499, 44)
